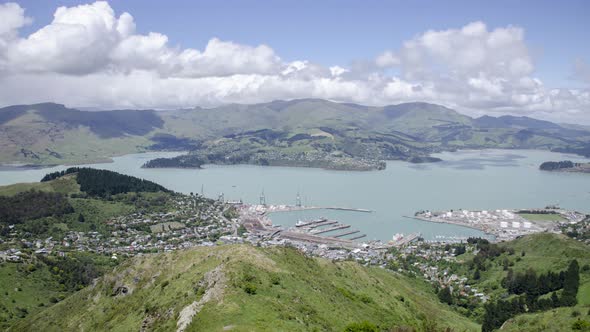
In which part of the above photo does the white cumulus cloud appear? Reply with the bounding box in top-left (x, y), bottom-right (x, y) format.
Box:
top-left (0, 2), bottom-right (588, 124)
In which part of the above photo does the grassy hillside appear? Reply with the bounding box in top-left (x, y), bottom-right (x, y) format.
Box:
top-left (0, 110), bottom-right (151, 165)
top-left (3, 99), bottom-right (590, 167)
top-left (501, 234), bottom-right (590, 308)
top-left (0, 174), bottom-right (80, 196)
top-left (0, 252), bottom-right (118, 330)
top-left (502, 306), bottom-right (590, 331)
top-left (0, 170), bottom-right (226, 329)
top-left (445, 233), bottom-right (590, 331)
top-left (451, 234), bottom-right (590, 306)
top-left (10, 245), bottom-right (479, 332)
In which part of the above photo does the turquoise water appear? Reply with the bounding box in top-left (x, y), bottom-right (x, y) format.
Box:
top-left (1, 149), bottom-right (589, 241)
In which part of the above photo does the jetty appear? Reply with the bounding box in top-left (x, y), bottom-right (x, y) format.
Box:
top-left (332, 230), bottom-right (360, 238)
top-left (325, 207), bottom-right (373, 213)
top-left (312, 224), bottom-right (350, 234)
top-left (279, 231), bottom-right (359, 249)
top-left (295, 218), bottom-right (328, 227)
top-left (309, 220), bottom-right (338, 228)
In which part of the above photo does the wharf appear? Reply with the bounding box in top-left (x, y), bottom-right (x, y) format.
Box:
top-left (279, 231), bottom-right (359, 249)
top-left (325, 207), bottom-right (373, 213)
top-left (332, 230), bottom-right (360, 238)
top-left (295, 218), bottom-right (328, 227)
top-left (312, 224), bottom-right (350, 234)
top-left (309, 220), bottom-right (338, 228)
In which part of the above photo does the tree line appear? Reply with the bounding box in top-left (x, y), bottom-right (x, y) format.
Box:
top-left (41, 167), bottom-right (170, 197)
top-left (482, 260), bottom-right (580, 332)
top-left (38, 252), bottom-right (118, 292)
top-left (0, 190), bottom-right (73, 226)
top-left (502, 268), bottom-right (564, 297)
top-left (466, 238), bottom-right (509, 272)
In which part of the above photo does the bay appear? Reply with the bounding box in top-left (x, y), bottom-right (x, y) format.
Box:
top-left (1, 149), bottom-right (589, 241)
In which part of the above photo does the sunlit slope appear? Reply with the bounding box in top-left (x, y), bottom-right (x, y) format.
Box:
top-left (0, 103), bottom-right (157, 165)
top-left (11, 245), bottom-right (479, 332)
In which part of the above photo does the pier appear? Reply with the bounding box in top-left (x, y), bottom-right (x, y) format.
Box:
top-left (295, 218), bottom-right (328, 227)
top-left (325, 207), bottom-right (373, 213)
top-left (239, 204), bottom-right (383, 249)
top-left (332, 230), bottom-right (360, 238)
top-left (253, 204), bottom-right (373, 214)
top-left (312, 224), bottom-right (350, 234)
top-left (279, 231), bottom-right (359, 249)
top-left (309, 220), bottom-right (338, 228)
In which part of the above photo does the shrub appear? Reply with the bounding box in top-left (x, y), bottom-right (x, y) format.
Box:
top-left (270, 273), bottom-right (281, 286)
top-left (243, 283), bottom-right (257, 295)
top-left (344, 321), bottom-right (378, 332)
top-left (572, 319), bottom-right (590, 331)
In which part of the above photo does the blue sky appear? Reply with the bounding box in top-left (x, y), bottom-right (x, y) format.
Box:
top-left (0, 0), bottom-right (588, 122)
top-left (11, 0), bottom-right (590, 88)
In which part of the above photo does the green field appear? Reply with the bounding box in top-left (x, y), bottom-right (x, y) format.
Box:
top-left (0, 175), bottom-right (80, 196)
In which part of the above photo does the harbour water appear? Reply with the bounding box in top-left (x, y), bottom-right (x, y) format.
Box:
top-left (1, 149), bottom-right (589, 241)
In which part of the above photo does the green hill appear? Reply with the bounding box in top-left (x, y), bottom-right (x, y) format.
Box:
top-left (9, 245), bottom-right (479, 332)
top-left (464, 233), bottom-right (590, 305)
top-left (446, 233), bottom-right (590, 331)
top-left (0, 170), bottom-right (227, 329)
top-left (0, 251), bottom-right (119, 330)
top-left (1, 173), bottom-right (589, 331)
top-left (3, 99), bottom-right (590, 167)
top-left (501, 306), bottom-right (590, 331)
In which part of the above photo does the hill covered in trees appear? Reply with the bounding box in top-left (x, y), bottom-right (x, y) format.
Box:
top-left (0, 190), bottom-right (73, 226)
top-left (540, 160), bottom-right (577, 171)
top-left (41, 168), bottom-right (170, 197)
top-left (539, 160), bottom-right (590, 173)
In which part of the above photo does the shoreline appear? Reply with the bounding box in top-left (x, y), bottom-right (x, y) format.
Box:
top-left (3, 147), bottom-right (590, 173)
top-left (0, 150), bottom-right (188, 170)
top-left (409, 208), bottom-right (585, 242)
top-left (404, 215), bottom-right (495, 237)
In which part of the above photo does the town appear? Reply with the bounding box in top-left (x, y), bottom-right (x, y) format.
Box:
top-left (1, 193), bottom-right (588, 310)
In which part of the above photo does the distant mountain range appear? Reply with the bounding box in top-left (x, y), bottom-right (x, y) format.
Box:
top-left (1, 99), bottom-right (589, 168)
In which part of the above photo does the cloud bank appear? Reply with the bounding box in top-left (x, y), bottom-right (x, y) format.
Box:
top-left (0, 1), bottom-right (588, 123)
